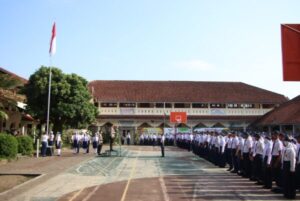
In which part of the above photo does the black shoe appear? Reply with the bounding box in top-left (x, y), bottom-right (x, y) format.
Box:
top-left (249, 177), bottom-right (256, 181)
top-left (263, 186), bottom-right (271, 189)
top-left (255, 181), bottom-right (263, 185)
top-left (227, 168), bottom-right (233, 171)
top-left (271, 187), bottom-right (283, 193)
top-left (231, 170), bottom-right (238, 173)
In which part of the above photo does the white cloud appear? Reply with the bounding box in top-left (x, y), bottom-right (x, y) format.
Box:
top-left (174, 59), bottom-right (214, 72)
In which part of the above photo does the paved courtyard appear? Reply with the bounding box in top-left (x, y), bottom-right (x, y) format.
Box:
top-left (0, 146), bottom-right (298, 201)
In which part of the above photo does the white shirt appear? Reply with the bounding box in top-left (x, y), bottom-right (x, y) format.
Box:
top-left (49, 134), bottom-right (55, 141)
top-left (219, 136), bottom-right (226, 153)
top-left (238, 137), bottom-right (245, 152)
top-left (227, 138), bottom-right (233, 149)
top-left (231, 136), bottom-right (239, 149)
top-left (263, 139), bottom-right (273, 165)
top-left (92, 136), bottom-right (99, 142)
top-left (282, 143), bottom-right (296, 172)
top-left (189, 134), bottom-right (193, 141)
top-left (243, 136), bottom-right (253, 153)
top-left (55, 135), bottom-right (62, 142)
top-left (272, 139), bottom-right (283, 156)
top-left (297, 143), bottom-right (300, 164)
top-left (41, 134), bottom-right (48, 142)
top-left (161, 135), bottom-right (165, 143)
top-left (253, 138), bottom-right (265, 156)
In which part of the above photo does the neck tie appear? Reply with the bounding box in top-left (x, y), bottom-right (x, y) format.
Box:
top-left (271, 140), bottom-right (276, 155)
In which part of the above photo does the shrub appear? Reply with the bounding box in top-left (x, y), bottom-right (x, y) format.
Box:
top-left (0, 133), bottom-right (18, 158)
top-left (17, 135), bottom-right (34, 156)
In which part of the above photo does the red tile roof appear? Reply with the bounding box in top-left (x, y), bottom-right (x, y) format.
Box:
top-left (0, 67), bottom-right (28, 84)
top-left (253, 95), bottom-right (300, 125)
top-left (88, 80), bottom-right (288, 104)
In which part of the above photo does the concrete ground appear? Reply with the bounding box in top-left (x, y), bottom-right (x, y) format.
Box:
top-left (0, 146), bottom-right (299, 201)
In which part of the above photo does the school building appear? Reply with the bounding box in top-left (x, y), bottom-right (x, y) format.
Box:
top-left (88, 80), bottom-right (288, 142)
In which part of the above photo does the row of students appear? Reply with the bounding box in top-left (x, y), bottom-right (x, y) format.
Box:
top-left (41, 131), bottom-right (62, 157)
top-left (177, 131), bottom-right (300, 199)
top-left (71, 131), bottom-right (103, 155)
top-left (138, 134), bottom-right (174, 146)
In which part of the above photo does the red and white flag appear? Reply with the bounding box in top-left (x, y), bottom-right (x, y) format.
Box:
top-left (49, 22), bottom-right (56, 56)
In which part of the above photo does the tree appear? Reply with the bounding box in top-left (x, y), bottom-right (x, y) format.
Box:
top-left (23, 66), bottom-right (98, 133)
top-left (0, 73), bottom-right (23, 121)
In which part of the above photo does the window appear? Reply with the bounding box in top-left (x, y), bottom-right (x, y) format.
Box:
top-left (137, 103), bottom-right (154, 108)
top-left (210, 103), bottom-right (226, 108)
top-left (101, 103), bottom-right (117, 107)
top-left (262, 104), bottom-right (275, 109)
top-left (119, 103), bottom-right (136, 108)
top-left (241, 104), bottom-right (255, 108)
top-left (165, 103), bottom-right (172, 108)
top-left (174, 103), bottom-right (190, 108)
top-left (192, 103), bottom-right (208, 108)
top-left (227, 104), bottom-right (242, 108)
top-left (155, 103), bottom-right (164, 108)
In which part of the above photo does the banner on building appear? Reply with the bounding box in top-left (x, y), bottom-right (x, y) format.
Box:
top-left (164, 128), bottom-right (175, 135)
top-left (176, 127), bottom-right (192, 134)
top-left (170, 112), bottom-right (187, 123)
top-left (281, 24), bottom-right (300, 81)
top-left (141, 128), bottom-right (163, 135)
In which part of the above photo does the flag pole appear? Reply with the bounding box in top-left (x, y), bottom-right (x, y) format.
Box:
top-left (46, 63), bottom-right (52, 135)
top-left (46, 22), bottom-right (56, 135)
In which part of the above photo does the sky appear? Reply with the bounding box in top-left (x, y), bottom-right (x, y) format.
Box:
top-left (0, 0), bottom-right (299, 99)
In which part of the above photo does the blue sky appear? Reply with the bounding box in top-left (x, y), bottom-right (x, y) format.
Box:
top-left (0, 0), bottom-right (299, 99)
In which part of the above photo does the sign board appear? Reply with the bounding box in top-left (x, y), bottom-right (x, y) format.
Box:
top-left (170, 112), bottom-right (187, 123)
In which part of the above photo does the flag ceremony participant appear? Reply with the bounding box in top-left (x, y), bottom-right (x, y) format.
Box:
top-left (55, 132), bottom-right (62, 156)
top-left (252, 133), bottom-right (265, 185)
top-left (48, 131), bottom-right (55, 146)
top-left (82, 132), bottom-right (90, 154)
top-left (282, 136), bottom-right (296, 199)
top-left (97, 131), bottom-right (103, 155)
top-left (92, 133), bottom-right (99, 154)
top-left (161, 133), bottom-right (165, 157)
top-left (295, 135), bottom-right (300, 191)
top-left (41, 132), bottom-right (48, 157)
top-left (262, 133), bottom-right (273, 189)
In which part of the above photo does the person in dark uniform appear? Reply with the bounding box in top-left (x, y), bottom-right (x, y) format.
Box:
top-left (110, 126), bottom-right (116, 151)
top-left (97, 131), bottom-right (103, 155)
top-left (161, 134), bottom-right (165, 157)
top-left (282, 136), bottom-right (296, 199)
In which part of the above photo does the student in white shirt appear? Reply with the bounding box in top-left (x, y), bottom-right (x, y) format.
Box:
top-left (55, 132), bottom-right (62, 156)
top-left (252, 133), bottom-right (265, 184)
top-left (271, 132), bottom-right (283, 190)
top-left (295, 135), bottom-right (300, 191)
top-left (41, 133), bottom-right (48, 157)
top-left (242, 133), bottom-right (253, 178)
top-left (262, 133), bottom-right (273, 189)
top-left (282, 136), bottom-right (296, 199)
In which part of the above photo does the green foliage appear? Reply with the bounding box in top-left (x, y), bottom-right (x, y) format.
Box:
top-left (0, 74), bottom-right (22, 89)
top-left (24, 66), bottom-right (98, 132)
top-left (17, 136), bottom-right (34, 156)
top-left (0, 133), bottom-right (18, 158)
